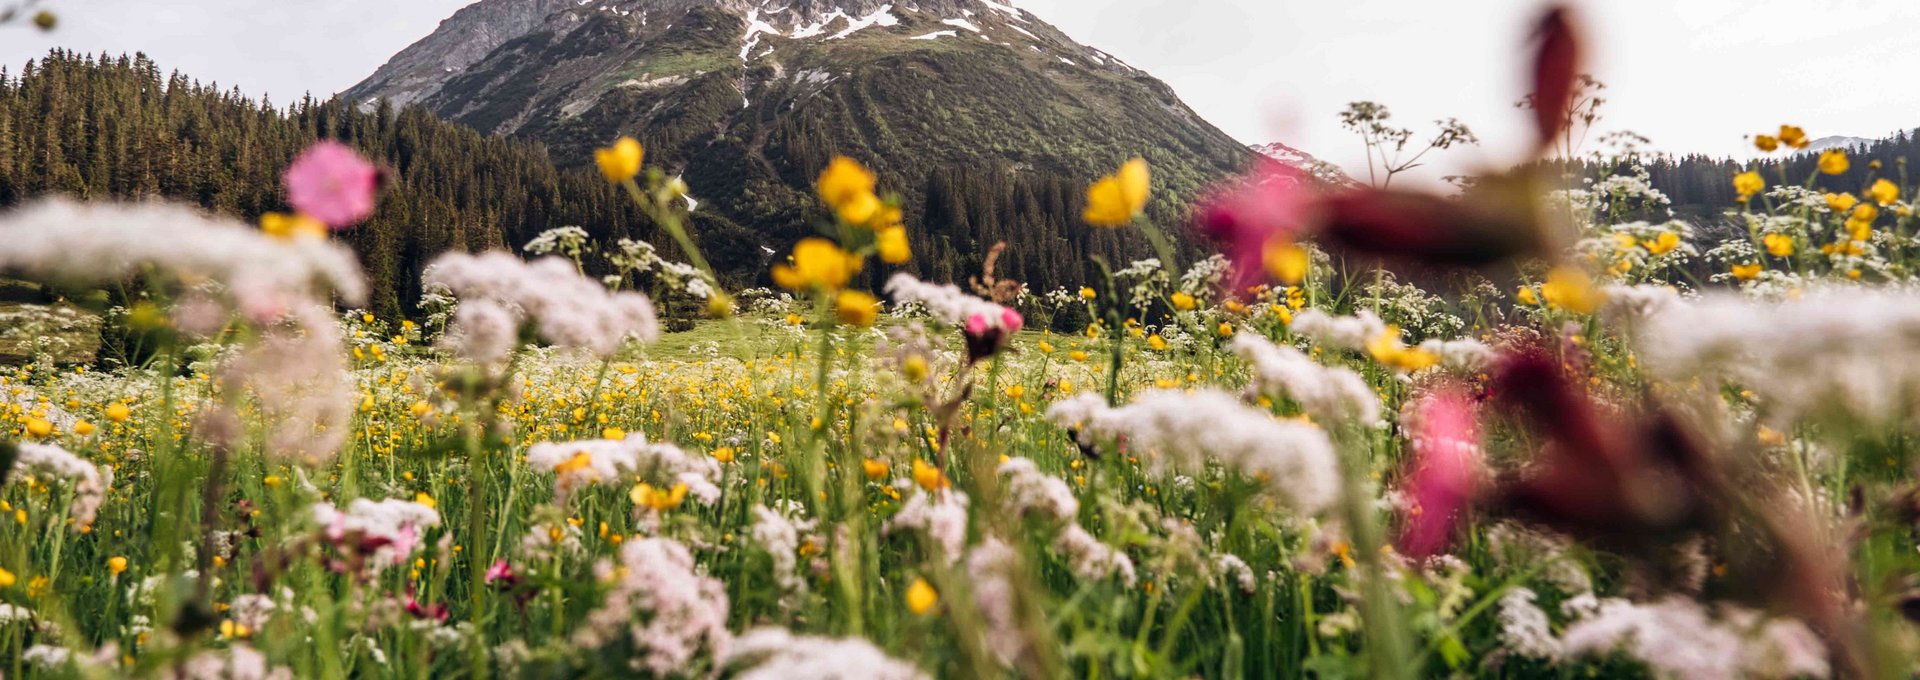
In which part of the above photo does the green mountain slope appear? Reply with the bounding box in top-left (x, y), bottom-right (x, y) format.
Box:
top-left (346, 0), bottom-right (1256, 291)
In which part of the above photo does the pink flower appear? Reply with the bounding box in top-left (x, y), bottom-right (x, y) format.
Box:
top-left (485, 559), bottom-right (517, 586)
top-left (1397, 386), bottom-right (1484, 557)
top-left (284, 141), bottom-right (381, 228)
top-left (1194, 159), bottom-right (1317, 294)
top-left (1000, 308), bottom-right (1024, 334)
top-left (966, 313), bottom-right (989, 336)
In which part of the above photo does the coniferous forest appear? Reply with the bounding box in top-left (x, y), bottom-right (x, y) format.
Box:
top-left (0, 51), bottom-right (1203, 317)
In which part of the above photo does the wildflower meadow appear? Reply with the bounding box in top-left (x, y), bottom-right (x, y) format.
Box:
top-left (1, 5), bottom-right (1918, 680)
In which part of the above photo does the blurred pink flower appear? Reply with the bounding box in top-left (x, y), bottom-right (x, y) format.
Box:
top-left (1194, 159), bottom-right (1317, 294)
top-left (1397, 385), bottom-right (1484, 557)
top-left (284, 141), bottom-right (380, 228)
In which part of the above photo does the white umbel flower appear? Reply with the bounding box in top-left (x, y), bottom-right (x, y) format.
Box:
top-left (1229, 334), bottom-right (1381, 426)
top-left (1046, 389), bottom-right (1341, 514)
top-left (723, 627), bottom-right (929, 680)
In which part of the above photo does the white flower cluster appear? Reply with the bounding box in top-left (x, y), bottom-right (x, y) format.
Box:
top-left (997, 457), bottom-right (1134, 584)
top-left (1229, 334), bottom-right (1381, 426)
top-left (965, 538), bottom-right (1030, 668)
top-left (1413, 337), bottom-right (1497, 373)
top-left (310, 497), bottom-right (441, 567)
top-left (576, 538), bottom-right (731, 676)
top-left (996, 457), bottom-right (1078, 522)
top-left (1497, 588), bottom-right (1561, 659)
top-left (883, 273), bottom-right (1013, 329)
top-left (177, 643), bottom-right (293, 680)
top-left (522, 226), bottom-right (591, 260)
top-left (1050, 524), bottom-right (1136, 586)
top-left (722, 628), bottom-right (929, 680)
top-left (215, 303), bottom-right (355, 463)
top-left (10, 441), bottom-right (112, 528)
top-left (1288, 309), bottom-right (1388, 352)
top-left (1559, 597), bottom-right (1828, 680)
top-left (1046, 389), bottom-right (1340, 514)
top-left (422, 251), bottom-right (659, 362)
top-left (1633, 287), bottom-right (1920, 426)
top-left (750, 503), bottom-right (818, 597)
top-left (0, 198), bottom-right (367, 316)
top-left (1599, 284), bottom-right (1683, 326)
top-left (525, 433), bottom-right (721, 506)
top-left (884, 488), bottom-right (970, 563)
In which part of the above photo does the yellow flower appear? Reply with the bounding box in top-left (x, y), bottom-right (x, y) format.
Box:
top-left (1644, 232), bottom-right (1681, 256)
top-left (1365, 326), bottom-right (1437, 372)
top-left (24, 418), bottom-right (52, 438)
top-left (603, 427), bottom-right (627, 441)
top-left (1169, 292), bottom-right (1195, 311)
top-left (0, 566), bottom-right (13, 588)
top-left (72, 420), bottom-right (95, 436)
top-left (554, 451), bottom-right (595, 476)
top-left (1818, 149), bottom-right (1850, 176)
top-left (1778, 125), bottom-right (1808, 149)
top-left (1147, 334), bottom-right (1168, 351)
top-left (906, 577), bottom-right (938, 615)
top-left (1752, 135), bottom-right (1779, 152)
top-left (594, 137), bottom-right (644, 183)
top-left (876, 226), bottom-right (911, 264)
top-left (1763, 233), bottom-right (1795, 257)
top-left (902, 355), bottom-right (929, 382)
top-left (1826, 192), bottom-right (1859, 213)
top-left (1082, 158), bottom-right (1151, 227)
top-left (706, 292), bottom-right (736, 319)
top-left (862, 458), bottom-right (889, 480)
top-left (1078, 287), bottom-right (1096, 300)
top-left (911, 459), bottom-right (948, 491)
top-left (107, 556), bottom-right (128, 577)
top-left (1730, 263), bottom-right (1763, 281)
top-left (1870, 178), bottom-right (1900, 206)
top-left (1516, 287), bottom-right (1539, 306)
top-left (414, 492), bottom-right (436, 509)
top-left (1539, 267), bottom-right (1602, 314)
top-left (630, 482), bottom-right (689, 511)
top-left (105, 401), bottom-right (131, 423)
top-left (771, 238), bottom-right (863, 292)
top-left (713, 447), bottom-right (736, 463)
top-left (259, 212), bottom-right (325, 240)
top-left (1263, 240), bottom-right (1310, 285)
top-left (1216, 322), bottom-right (1234, 337)
top-left (817, 157), bottom-right (883, 227)
top-left (1733, 171), bottom-right (1764, 201)
top-left (835, 290), bottom-right (879, 327)
top-left (1611, 233), bottom-right (1638, 252)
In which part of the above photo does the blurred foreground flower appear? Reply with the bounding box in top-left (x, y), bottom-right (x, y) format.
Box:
top-left (284, 140), bottom-right (381, 228)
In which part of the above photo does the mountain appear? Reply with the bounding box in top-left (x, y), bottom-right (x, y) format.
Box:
top-left (1252, 141), bottom-right (1353, 186)
top-left (1803, 135), bottom-right (1872, 153)
top-left (345, 0), bottom-right (1256, 290)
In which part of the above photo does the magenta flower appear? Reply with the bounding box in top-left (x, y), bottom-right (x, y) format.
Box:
top-left (1396, 385), bottom-right (1484, 558)
top-left (284, 141), bottom-right (381, 228)
top-left (1194, 159), bottom-right (1317, 294)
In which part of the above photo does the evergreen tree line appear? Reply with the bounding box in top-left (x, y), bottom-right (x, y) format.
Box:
top-left (0, 51), bottom-right (1193, 320)
top-left (0, 51), bottom-right (654, 318)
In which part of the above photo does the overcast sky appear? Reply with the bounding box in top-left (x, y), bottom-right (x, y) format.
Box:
top-left (5, 0), bottom-right (1916, 182)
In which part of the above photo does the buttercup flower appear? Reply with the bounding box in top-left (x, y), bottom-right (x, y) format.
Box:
top-left (772, 238), bottom-right (862, 292)
top-left (595, 137), bottom-right (644, 183)
top-left (1083, 158), bottom-right (1150, 227)
top-left (1733, 172), bottom-right (1764, 201)
top-left (1818, 149), bottom-right (1850, 176)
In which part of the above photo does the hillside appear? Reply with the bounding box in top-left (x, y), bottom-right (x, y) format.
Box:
top-left (345, 0), bottom-right (1259, 289)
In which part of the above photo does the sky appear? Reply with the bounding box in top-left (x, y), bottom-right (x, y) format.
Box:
top-left (5, 0), bottom-right (1917, 182)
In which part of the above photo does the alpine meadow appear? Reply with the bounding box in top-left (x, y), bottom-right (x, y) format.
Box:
top-left (3, 1), bottom-right (1920, 679)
